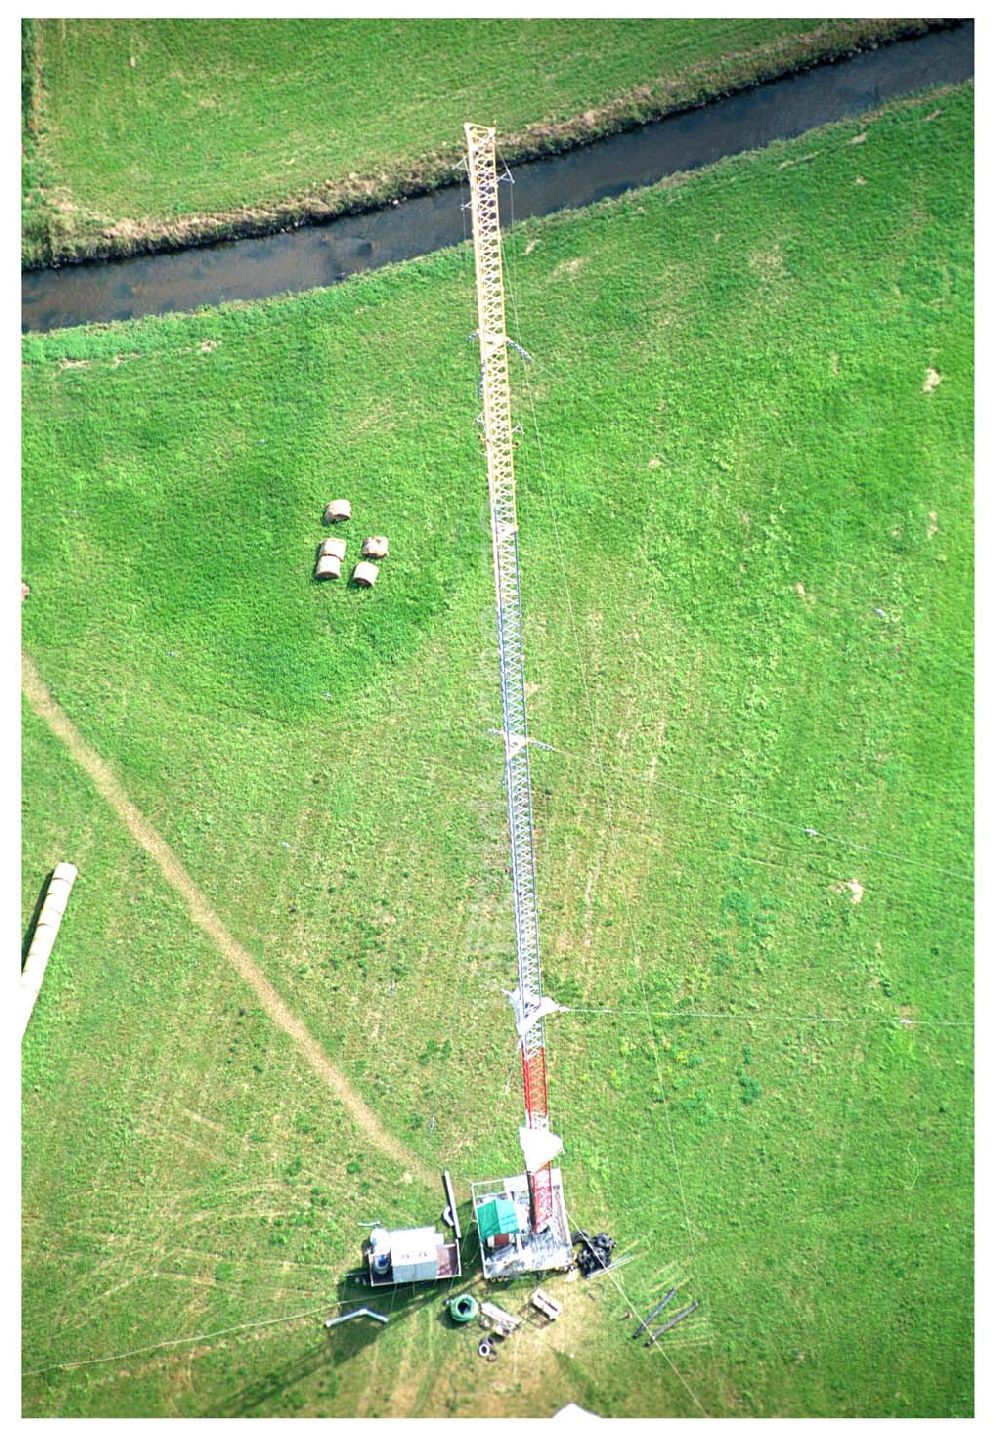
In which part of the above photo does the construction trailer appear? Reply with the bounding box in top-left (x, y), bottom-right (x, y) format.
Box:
top-left (362, 1172), bottom-right (462, 1288)
top-left (463, 121), bottom-right (575, 1279)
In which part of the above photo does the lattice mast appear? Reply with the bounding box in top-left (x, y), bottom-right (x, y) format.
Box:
top-left (464, 123), bottom-right (555, 1232)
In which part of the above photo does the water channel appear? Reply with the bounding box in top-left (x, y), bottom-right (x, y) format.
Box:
top-left (21, 21), bottom-right (973, 334)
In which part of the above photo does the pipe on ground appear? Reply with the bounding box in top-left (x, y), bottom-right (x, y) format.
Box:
top-left (21, 862), bottom-right (77, 1039)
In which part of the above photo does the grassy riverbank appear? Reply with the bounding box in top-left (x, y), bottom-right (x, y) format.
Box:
top-left (22, 16), bottom-right (945, 266)
top-left (22, 84), bottom-right (972, 1416)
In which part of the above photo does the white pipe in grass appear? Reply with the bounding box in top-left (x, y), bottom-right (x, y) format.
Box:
top-left (21, 862), bottom-right (77, 1039)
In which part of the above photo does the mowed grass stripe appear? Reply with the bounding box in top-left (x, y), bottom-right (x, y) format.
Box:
top-left (22, 651), bottom-right (436, 1191)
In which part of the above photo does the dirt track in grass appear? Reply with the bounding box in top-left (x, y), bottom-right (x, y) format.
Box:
top-left (22, 650), bottom-right (437, 1191)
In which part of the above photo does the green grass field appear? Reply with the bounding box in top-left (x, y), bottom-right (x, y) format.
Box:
top-left (22, 82), bottom-right (973, 1417)
top-left (22, 16), bottom-right (938, 265)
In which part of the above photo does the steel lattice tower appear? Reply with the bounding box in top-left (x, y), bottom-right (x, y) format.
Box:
top-left (464, 123), bottom-right (555, 1232)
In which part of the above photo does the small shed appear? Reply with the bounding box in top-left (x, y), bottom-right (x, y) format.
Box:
top-left (385, 1227), bottom-right (443, 1284)
top-left (324, 499), bottom-right (352, 524)
top-left (476, 1197), bottom-right (520, 1246)
top-left (315, 554), bottom-right (342, 581)
top-left (353, 560), bottom-right (379, 587)
top-left (319, 537), bottom-right (347, 561)
top-left (361, 536), bottom-right (389, 559)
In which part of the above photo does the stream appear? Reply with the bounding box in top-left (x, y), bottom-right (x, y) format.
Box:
top-left (21, 21), bottom-right (973, 334)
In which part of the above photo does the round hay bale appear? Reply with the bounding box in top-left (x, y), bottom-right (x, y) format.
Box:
top-left (352, 560), bottom-right (379, 587)
top-left (315, 554), bottom-right (342, 581)
top-left (323, 499), bottom-right (351, 524)
top-left (21, 582), bottom-right (30, 601)
top-left (319, 537), bottom-right (347, 561)
top-left (361, 535), bottom-right (389, 559)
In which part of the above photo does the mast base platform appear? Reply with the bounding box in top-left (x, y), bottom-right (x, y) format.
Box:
top-left (472, 1169), bottom-right (573, 1280)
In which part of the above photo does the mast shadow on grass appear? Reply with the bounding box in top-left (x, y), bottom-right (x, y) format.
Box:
top-left (215, 1231), bottom-right (485, 1416)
